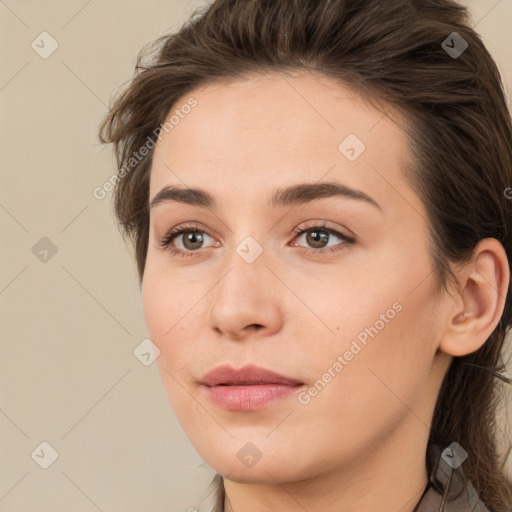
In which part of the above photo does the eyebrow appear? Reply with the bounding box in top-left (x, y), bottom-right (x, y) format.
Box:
top-left (149, 180), bottom-right (381, 211)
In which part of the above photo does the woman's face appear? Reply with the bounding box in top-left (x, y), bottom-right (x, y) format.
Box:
top-left (142, 72), bottom-right (451, 484)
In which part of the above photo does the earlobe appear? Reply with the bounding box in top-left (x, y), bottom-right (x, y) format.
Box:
top-left (439, 238), bottom-right (510, 358)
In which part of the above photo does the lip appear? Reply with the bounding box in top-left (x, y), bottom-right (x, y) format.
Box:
top-left (200, 364), bottom-right (304, 411)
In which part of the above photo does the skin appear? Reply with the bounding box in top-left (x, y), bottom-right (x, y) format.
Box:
top-left (141, 71), bottom-right (509, 512)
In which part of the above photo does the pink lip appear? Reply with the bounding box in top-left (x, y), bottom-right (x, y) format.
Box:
top-left (200, 364), bottom-right (304, 411)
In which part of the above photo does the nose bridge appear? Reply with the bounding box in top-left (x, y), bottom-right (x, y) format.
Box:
top-left (213, 232), bottom-right (267, 310)
top-left (207, 229), bottom-right (282, 339)
top-left (221, 205), bottom-right (271, 270)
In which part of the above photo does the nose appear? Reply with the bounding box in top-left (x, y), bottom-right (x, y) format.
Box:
top-left (208, 248), bottom-right (284, 342)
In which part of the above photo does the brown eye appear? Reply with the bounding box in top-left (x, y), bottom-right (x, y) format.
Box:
top-left (291, 224), bottom-right (355, 254)
top-left (159, 221), bottom-right (219, 257)
top-left (304, 229), bottom-right (330, 249)
top-left (180, 231), bottom-right (205, 251)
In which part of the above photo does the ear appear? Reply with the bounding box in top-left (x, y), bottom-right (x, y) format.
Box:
top-left (439, 238), bottom-right (510, 357)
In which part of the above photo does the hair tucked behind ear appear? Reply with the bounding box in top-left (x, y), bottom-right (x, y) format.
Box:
top-left (99, 1), bottom-right (512, 509)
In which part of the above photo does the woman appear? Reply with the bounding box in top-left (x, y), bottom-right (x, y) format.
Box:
top-left (98, 0), bottom-right (512, 510)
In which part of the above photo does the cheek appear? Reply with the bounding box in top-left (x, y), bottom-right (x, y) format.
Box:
top-left (142, 271), bottom-right (183, 363)
top-left (142, 280), bottom-right (198, 418)
top-left (141, 269), bottom-right (209, 380)
top-left (142, 257), bottom-right (191, 336)
top-left (142, 275), bottom-right (167, 344)
top-left (292, 245), bottom-right (439, 415)
top-left (334, 274), bottom-right (437, 397)
top-left (286, 288), bottom-right (438, 474)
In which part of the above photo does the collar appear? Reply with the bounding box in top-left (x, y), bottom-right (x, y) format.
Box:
top-left (413, 442), bottom-right (490, 511)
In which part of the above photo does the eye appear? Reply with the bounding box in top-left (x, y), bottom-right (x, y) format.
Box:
top-left (159, 222), bottom-right (219, 257)
top-left (290, 222), bottom-right (355, 255)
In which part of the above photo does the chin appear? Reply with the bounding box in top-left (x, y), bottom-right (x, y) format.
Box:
top-left (200, 446), bottom-right (316, 485)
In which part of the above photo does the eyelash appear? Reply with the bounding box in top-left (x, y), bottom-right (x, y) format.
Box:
top-left (158, 222), bottom-right (355, 258)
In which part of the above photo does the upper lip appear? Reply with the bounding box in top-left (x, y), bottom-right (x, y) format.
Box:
top-left (200, 364), bottom-right (304, 387)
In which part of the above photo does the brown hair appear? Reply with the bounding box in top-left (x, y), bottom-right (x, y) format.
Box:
top-left (99, 0), bottom-right (512, 509)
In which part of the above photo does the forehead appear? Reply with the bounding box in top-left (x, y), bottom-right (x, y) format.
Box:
top-left (149, 71), bottom-right (417, 217)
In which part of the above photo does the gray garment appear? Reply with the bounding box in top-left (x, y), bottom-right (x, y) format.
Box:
top-left (197, 443), bottom-right (491, 512)
top-left (414, 443), bottom-right (490, 512)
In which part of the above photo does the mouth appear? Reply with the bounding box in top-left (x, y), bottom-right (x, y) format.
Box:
top-left (199, 364), bottom-right (304, 411)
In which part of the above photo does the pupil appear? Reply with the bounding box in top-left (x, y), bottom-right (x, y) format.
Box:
top-left (185, 231), bottom-right (202, 249)
top-left (308, 230), bottom-right (328, 248)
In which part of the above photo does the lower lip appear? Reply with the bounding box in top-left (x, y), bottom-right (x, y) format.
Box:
top-left (202, 384), bottom-right (303, 411)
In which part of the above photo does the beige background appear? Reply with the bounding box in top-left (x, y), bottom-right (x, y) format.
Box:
top-left (1, 1), bottom-right (511, 511)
